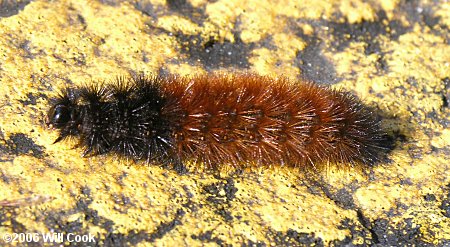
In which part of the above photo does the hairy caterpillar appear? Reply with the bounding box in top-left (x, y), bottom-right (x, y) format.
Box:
top-left (46, 73), bottom-right (388, 170)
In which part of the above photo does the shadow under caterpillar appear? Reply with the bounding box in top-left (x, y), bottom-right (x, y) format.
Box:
top-left (46, 73), bottom-right (390, 171)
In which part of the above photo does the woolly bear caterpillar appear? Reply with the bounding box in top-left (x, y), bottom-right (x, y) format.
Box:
top-left (46, 73), bottom-right (388, 170)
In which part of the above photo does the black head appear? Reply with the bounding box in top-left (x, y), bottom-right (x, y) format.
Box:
top-left (47, 103), bottom-right (71, 128)
top-left (46, 89), bottom-right (80, 143)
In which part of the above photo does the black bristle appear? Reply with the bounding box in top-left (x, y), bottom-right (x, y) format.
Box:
top-left (47, 75), bottom-right (174, 161)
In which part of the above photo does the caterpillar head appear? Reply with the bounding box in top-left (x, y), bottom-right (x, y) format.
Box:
top-left (46, 88), bottom-right (81, 143)
top-left (47, 103), bottom-right (71, 128)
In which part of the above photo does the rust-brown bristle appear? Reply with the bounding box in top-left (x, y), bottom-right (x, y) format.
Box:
top-left (46, 73), bottom-right (388, 171)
